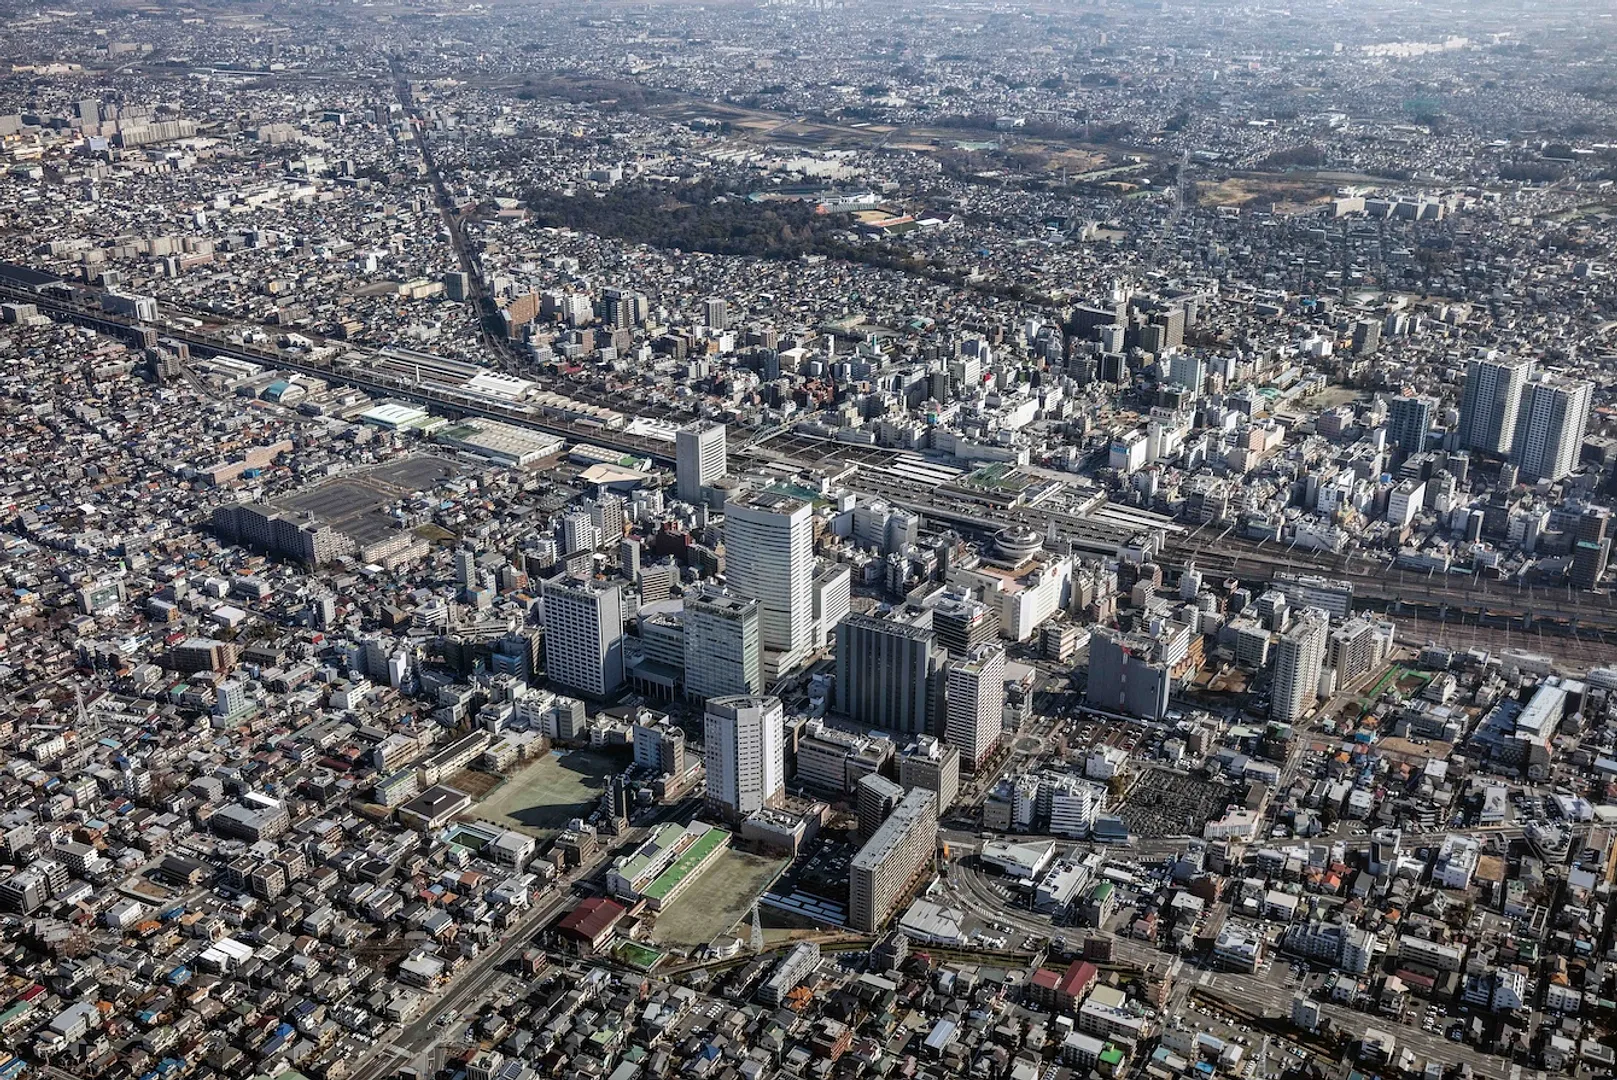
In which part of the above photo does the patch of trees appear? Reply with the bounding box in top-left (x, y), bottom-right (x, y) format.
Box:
top-left (1257, 144), bottom-right (1325, 170)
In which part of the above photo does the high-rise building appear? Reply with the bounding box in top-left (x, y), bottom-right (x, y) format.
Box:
top-left (723, 490), bottom-right (814, 676)
top-left (454, 547), bottom-right (477, 589)
top-left (1458, 355), bottom-right (1531, 457)
top-left (601, 287), bottom-right (645, 330)
top-left (676, 421), bottom-right (728, 504)
top-left (560, 512), bottom-right (601, 555)
top-left (856, 773), bottom-right (906, 842)
top-left (683, 588), bottom-right (762, 703)
top-left (1351, 319), bottom-right (1381, 356)
top-left (1385, 395), bottom-right (1435, 456)
top-left (1272, 608), bottom-right (1330, 723)
top-left (849, 787), bottom-right (938, 932)
top-left (897, 736), bottom-right (961, 813)
top-left (931, 591), bottom-right (999, 658)
top-left (945, 643), bottom-right (1006, 770)
top-left (1168, 353), bottom-right (1206, 398)
top-left (542, 575), bottom-right (625, 699)
top-left (835, 611), bottom-right (943, 735)
top-left (703, 695), bottom-right (784, 820)
top-left (1328, 616), bottom-right (1392, 688)
top-left (1572, 538), bottom-right (1611, 592)
top-left (704, 296), bottom-right (729, 331)
top-left (1086, 628), bottom-right (1173, 722)
top-left (1511, 375), bottom-right (1593, 483)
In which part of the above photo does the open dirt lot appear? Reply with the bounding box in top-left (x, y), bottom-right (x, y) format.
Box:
top-left (472, 748), bottom-right (626, 840)
top-left (645, 847), bottom-right (789, 950)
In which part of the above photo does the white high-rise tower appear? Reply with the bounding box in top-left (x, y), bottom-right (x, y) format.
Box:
top-left (1511, 375), bottom-right (1592, 483)
top-left (541, 575), bottom-right (624, 698)
top-left (945, 643), bottom-right (1006, 770)
top-left (676, 421), bottom-right (728, 504)
top-left (1458, 354), bottom-right (1531, 456)
top-left (703, 695), bottom-right (784, 820)
top-left (1272, 608), bottom-right (1330, 724)
top-left (724, 489), bottom-right (814, 678)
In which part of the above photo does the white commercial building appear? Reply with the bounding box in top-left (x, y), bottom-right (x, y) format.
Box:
top-left (541, 575), bottom-right (625, 698)
top-left (1512, 375), bottom-right (1592, 483)
top-left (1272, 608), bottom-right (1329, 723)
top-left (676, 420), bottom-right (727, 503)
top-left (945, 643), bottom-right (1005, 769)
top-left (1458, 354), bottom-right (1531, 457)
top-left (703, 695), bottom-right (785, 820)
top-left (724, 490), bottom-right (815, 677)
top-left (683, 588), bottom-right (762, 703)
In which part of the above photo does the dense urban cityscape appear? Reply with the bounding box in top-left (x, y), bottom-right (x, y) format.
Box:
top-left (2, 2), bottom-right (1617, 1080)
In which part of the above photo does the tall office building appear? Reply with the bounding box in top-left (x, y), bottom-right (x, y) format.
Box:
top-left (835, 611), bottom-right (943, 735)
top-left (897, 736), bottom-right (961, 812)
top-left (683, 588), bottom-right (762, 703)
top-left (676, 421), bottom-right (728, 504)
top-left (1458, 355), bottom-right (1531, 456)
top-left (703, 695), bottom-right (784, 820)
top-left (601, 287), bottom-right (645, 330)
top-left (704, 296), bottom-right (729, 331)
top-left (849, 787), bottom-right (938, 932)
top-left (1272, 608), bottom-right (1330, 724)
top-left (1385, 395), bottom-right (1435, 456)
top-left (560, 512), bottom-right (601, 554)
top-left (723, 489), bottom-right (814, 676)
top-left (1086, 627), bottom-right (1173, 722)
top-left (454, 547), bottom-right (477, 589)
top-left (856, 773), bottom-right (906, 843)
top-left (1511, 375), bottom-right (1593, 483)
top-left (931, 591), bottom-right (999, 658)
top-left (541, 575), bottom-right (625, 699)
top-left (945, 643), bottom-right (1006, 770)
top-left (1167, 353), bottom-right (1206, 398)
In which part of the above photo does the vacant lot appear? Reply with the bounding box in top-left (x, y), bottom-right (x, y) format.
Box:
top-left (646, 847), bottom-right (789, 951)
top-left (473, 748), bottom-right (626, 840)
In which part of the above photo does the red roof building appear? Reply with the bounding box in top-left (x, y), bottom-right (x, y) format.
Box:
top-left (556, 897), bottom-right (627, 955)
top-left (1054, 960), bottom-right (1098, 1012)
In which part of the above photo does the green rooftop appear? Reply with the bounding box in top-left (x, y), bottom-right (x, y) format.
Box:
top-left (642, 825), bottom-right (729, 901)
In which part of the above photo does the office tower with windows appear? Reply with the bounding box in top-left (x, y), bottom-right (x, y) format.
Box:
top-left (945, 643), bottom-right (1006, 770)
top-left (723, 489), bottom-right (814, 677)
top-left (1511, 375), bottom-right (1593, 483)
top-left (1272, 608), bottom-right (1330, 723)
top-left (1458, 355), bottom-right (1531, 456)
top-left (683, 588), bottom-right (762, 703)
top-left (541, 575), bottom-right (625, 698)
top-left (1385, 394), bottom-right (1435, 456)
top-left (676, 420), bottom-right (728, 504)
top-left (835, 611), bottom-right (943, 735)
top-left (704, 296), bottom-right (729, 331)
top-left (703, 695), bottom-right (784, 820)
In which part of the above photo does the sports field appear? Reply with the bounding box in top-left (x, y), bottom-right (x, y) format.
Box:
top-left (473, 747), bottom-right (625, 840)
top-left (646, 847), bottom-right (789, 950)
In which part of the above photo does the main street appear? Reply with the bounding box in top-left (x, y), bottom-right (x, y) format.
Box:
top-left (346, 800), bottom-right (688, 1080)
